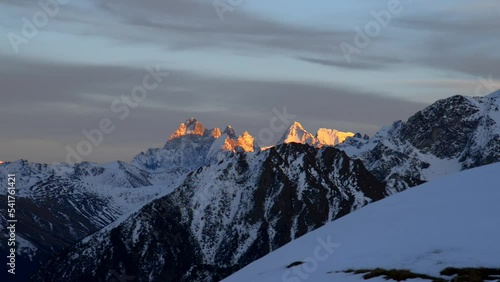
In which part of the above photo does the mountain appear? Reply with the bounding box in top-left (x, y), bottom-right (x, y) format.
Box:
top-left (132, 118), bottom-right (259, 172)
top-left (223, 162), bottom-right (500, 282)
top-left (338, 94), bottom-right (500, 192)
top-left (0, 160), bottom-right (180, 282)
top-left (0, 119), bottom-right (262, 281)
top-left (278, 122), bottom-right (318, 145)
top-left (8, 92), bottom-right (500, 281)
top-left (33, 143), bottom-right (386, 282)
top-left (223, 125), bottom-right (237, 139)
top-left (2, 118), bottom-right (374, 281)
top-left (278, 122), bottom-right (354, 147)
top-left (316, 128), bottom-right (355, 146)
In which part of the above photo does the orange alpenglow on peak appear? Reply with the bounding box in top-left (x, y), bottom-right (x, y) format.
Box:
top-left (219, 131), bottom-right (257, 153)
top-left (279, 121), bottom-right (355, 147)
top-left (316, 128), bottom-right (355, 146)
top-left (169, 117), bottom-right (206, 140)
top-left (0, 160), bottom-right (4, 165)
top-left (220, 137), bottom-right (238, 152)
top-left (211, 127), bottom-right (222, 139)
top-left (278, 121), bottom-right (317, 145)
top-left (237, 131), bottom-right (256, 152)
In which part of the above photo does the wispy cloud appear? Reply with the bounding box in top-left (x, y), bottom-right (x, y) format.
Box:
top-left (0, 0), bottom-right (498, 163)
top-left (0, 55), bottom-right (427, 163)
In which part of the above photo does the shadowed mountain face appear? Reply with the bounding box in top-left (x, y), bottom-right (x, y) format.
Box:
top-left (223, 163), bottom-right (500, 282)
top-left (33, 144), bottom-right (386, 282)
top-left (338, 95), bottom-right (500, 192)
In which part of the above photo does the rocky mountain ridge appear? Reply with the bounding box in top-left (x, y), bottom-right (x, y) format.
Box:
top-left (2, 92), bottom-right (499, 281)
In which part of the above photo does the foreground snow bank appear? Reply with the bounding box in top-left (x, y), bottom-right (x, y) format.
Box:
top-left (224, 163), bottom-right (500, 282)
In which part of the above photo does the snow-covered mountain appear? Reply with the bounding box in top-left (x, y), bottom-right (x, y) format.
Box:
top-left (132, 118), bottom-right (259, 172)
top-left (316, 128), bottom-right (355, 146)
top-left (0, 160), bottom-right (179, 282)
top-left (33, 143), bottom-right (386, 282)
top-left (278, 122), bottom-right (318, 145)
top-left (0, 118), bottom-right (263, 281)
top-left (278, 121), bottom-right (354, 147)
top-left (338, 94), bottom-right (500, 192)
top-left (223, 162), bottom-right (500, 282)
top-left (5, 92), bottom-right (500, 281)
top-left (1, 118), bottom-right (375, 281)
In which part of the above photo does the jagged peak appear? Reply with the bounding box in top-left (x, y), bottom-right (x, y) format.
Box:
top-left (220, 136), bottom-right (239, 152)
top-left (185, 117), bottom-right (197, 124)
top-left (223, 125), bottom-right (237, 139)
top-left (165, 117), bottom-right (355, 153)
top-left (282, 121), bottom-right (309, 136)
top-left (278, 122), bottom-right (355, 147)
top-left (210, 131), bottom-right (258, 155)
top-left (240, 131), bottom-right (252, 138)
top-left (290, 121), bottom-right (305, 129)
top-left (211, 127), bottom-right (222, 139)
top-left (237, 131), bottom-right (257, 152)
top-left (168, 118), bottom-right (206, 140)
top-left (278, 121), bottom-right (317, 145)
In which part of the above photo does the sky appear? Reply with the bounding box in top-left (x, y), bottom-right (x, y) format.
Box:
top-left (1, 0), bottom-right (499, 163)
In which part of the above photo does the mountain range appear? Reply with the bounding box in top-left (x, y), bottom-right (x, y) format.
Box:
top-left (1, 92), bottom-right (499, 281)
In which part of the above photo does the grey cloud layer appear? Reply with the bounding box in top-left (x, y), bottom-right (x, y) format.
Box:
top-left (3, 0), bottom-right (498, 75)
top-left (0, 56), bottom-right (427, 163)
top-left (1, 0), bottom-right (498, 163)
top-left (391, 8), bottom-right (500, 78)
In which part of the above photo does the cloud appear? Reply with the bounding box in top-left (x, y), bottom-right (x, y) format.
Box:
top-left (2, 0), bottom-right (498, 163)
top-left (0, 0), bottom-right (351, 57)
top-left (390, 6), bottom-right (500, 77)
top-left (296, 55), bottom-right (402, 71)
top-left (0, 56), bottom-right (427, 163)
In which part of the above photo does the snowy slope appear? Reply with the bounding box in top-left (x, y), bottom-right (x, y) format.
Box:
top-left (224, 163), bottom-right (500, 282)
